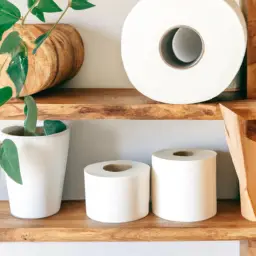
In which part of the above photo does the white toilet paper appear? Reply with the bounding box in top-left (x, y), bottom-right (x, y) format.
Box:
top-left (172, 27), bottom-right (203, 64)
top-left (122, 0), bottom-right (247, 104)
top-left (84, 160), bottom-right (150, 223)
top-left (235, 0), bottom-right (247, 16)
top-left (173, 25), bottom-right (243, 97)
top-left (152, 149), bottom-right (217, 222)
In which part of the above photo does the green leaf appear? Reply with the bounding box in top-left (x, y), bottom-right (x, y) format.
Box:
top-left (0, 139), bottom-right (22, 185)
top-left (32, 7), bottom-right (45, 22)
top-left (28, 0), bottom-right (45, 22)
top-left (0, 146), bottom-right (3, 159)
top-left (0, 0), bottom-right (21, 40)
top-left (7, 44), bottom-right (28, 95)
top-left (0, 31), bottom-right (21, 55)
top-left (0, 86), bottom-right (12, 106)
top-left (37, 0), bottom-right (62, 13)
top-left (33, 31), bottom-right (50, 54)
top-left (24, 105), bottom-right (28, 116)
top-left (0, 23), bottom-right (13, 41)
top-left (2, 34), bottom-right (28, 96)
top-left (44, 120), bottom-right (66, 135)
top-left (71, 0), bottom-right (95, 10)
top-left (0, 0), bottom-right (21, 24)
top-left (28, 0), bottom-right (62, 22)
top-left (28, 0), bottom-right (36, 8)
top-left (24, 96), bottom-right (38, 135)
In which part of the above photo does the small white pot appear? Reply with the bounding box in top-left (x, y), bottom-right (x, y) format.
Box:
top-left (0, 126), bottom-right (70, 219)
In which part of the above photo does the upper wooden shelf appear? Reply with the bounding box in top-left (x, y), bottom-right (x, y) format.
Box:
top-left (0, 200), bottom-right (255, 242)
top-left (0, 88), bottom-right (255, 120)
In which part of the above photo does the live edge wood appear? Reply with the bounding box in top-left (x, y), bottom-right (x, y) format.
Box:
top-left (249, 241), bottom-right (256, 256)
top-left (221, 105), bottom-right (256, 222)
top-left (0, 200), bottom-right (256, 242)
top-left (0, 88), bottom-right (255, 120)
top-left (248, 0), bottom-right (256, 98)
top-left (0, 25), bottom-right (84, 97)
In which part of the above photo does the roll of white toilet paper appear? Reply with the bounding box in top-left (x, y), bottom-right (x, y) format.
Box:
top-left (122, 0), bottom-right (247, 104)
top-left (84, 160), bottom-right (150, 223)
top-left (235, 0), bottom-right (247, 16)
top-left (172, 27), bottom-right (203, 64)
top-left (152, 149), bottom-right (217, 222)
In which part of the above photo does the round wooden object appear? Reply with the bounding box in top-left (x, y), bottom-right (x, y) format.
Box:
top-left (0, 24), bottom-right (84, 97)
top-left (35, 25), bottom-right (74, 88)
top-left (0, 25), bottom-right (58, 97)
top-left (36, 24), bottom-right (85, 80)
top-left (57, 24), bottom-right (85, 79)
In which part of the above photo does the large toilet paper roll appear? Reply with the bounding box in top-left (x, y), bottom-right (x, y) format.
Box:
top-left (172, 25), bottom-right (244, 100)
top-left (152, 149), bottom-right (217, 222)
top-left (84, 160), bottom-right (150, 223)
top-left (122, 0), bottom-right (247, 104)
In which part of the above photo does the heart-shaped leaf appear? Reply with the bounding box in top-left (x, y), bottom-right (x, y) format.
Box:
top-left (7, 44), bottom-right (28, 95)
top-left (32, 7), bottom-right (45, 22)
top-left (0, 0), bottom-right (20, 21)
top-left (0, 24), bottom-right (14, 41)
top-left (71, 0), bottom-right (95, 10)
top-left (28, 0), bottom-right (37, 9)
top-left (33, 31), bottom-right (50, 54)
top-left (0, 31), bottom-right (21, 55)
top-left (44, 120), bottom-right (66, 135)
top-left (0, 139), bottom-right (22, 185)
top-left (28, 0), bottom-right (45, 22)
top-left (0, 0), bottom-right (21, 40)
top-left (0, 86), bottom-right (12, 106)
top-left (24, 96), bottom-right (38, 135)
top-left (37, 0), bottom-right (62, 13)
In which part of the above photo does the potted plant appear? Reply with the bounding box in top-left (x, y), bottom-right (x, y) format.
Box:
top-left (0, 0), bottom-right (95, 219)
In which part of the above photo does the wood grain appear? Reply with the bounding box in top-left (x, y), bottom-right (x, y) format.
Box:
top-left (35, 25), bottom-right (74, 89)
top-left (248, 0), bottom-right (256, 98)
top-left (249, 241), bottom-right (256, 256)
top-left (35, 24), bottom-right (84, 86)
top-left (0, 200), bottom-right (256, 242)
top-left (0, 25), bottom-right (58, 97)
top-left (0, 88), bottom-right (254, 120)
top-left (0, 24), bottom-right (84, 97)
top-left (221, 105), bottom-right (256, 221)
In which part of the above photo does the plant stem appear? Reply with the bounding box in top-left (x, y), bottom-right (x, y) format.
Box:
top-left (21, 0), bottom-right (41, 26)
top-left (0, 56), bottom-right (8, 74)
top-left (46, 0), bottom-right (72, 37)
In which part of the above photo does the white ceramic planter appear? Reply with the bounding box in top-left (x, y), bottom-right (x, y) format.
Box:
top-left (0, 126), bottom-right (70, 219)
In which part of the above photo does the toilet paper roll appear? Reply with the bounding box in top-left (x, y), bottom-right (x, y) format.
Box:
top-left (122, 0), bottom-right (247, 104)
top-left (173, 25), bottom-right (243, 98)
top-left (84, 160), bottom-right (150, 223)
top-left (235, 0), bottom-right (247, 17)
top-left (152, 149), bottom-right (217, 222)
top-left (224, 0), bottom-right (246, 97)
top-left (172, 27), bottom-right (203, 64)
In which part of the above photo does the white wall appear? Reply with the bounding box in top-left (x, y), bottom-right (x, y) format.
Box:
top-left (0, 242), bottom-right (241, 256)
top-left (0, 120), bottom-right (238, 200)
top-left (0, 0), bottom-right (241, 255)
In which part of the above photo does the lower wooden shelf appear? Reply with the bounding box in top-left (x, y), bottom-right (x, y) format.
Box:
top-left (0, 200), bottom-right (255, 242)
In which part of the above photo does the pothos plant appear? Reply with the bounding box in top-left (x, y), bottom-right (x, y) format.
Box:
top-left (0, 0), bottom-right (95, 185)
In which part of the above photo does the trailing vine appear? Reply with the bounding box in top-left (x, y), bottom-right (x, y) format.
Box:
top-left (0, 0), bottom-right (95, 184)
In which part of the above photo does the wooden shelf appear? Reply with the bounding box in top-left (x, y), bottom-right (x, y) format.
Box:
top-left (0, 200), bottom-right (255, 242)
top-left (0, 88), bottom-right (255, 120)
